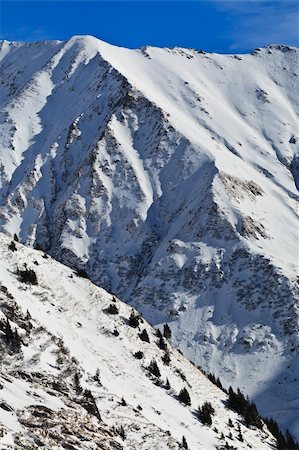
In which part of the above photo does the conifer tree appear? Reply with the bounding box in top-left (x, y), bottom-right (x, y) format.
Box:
top-left (128, 309), bottom-right (140, 328)
top-left (178, 387), bottom-right (191, 406)
top-left (148, 359), bottom-right (161, 377)
top-left (106, 303), bottom-right (118, 314)
top-left (139, 328), bottom-right (150, 342)
top-left (163, 323), bottom-right (172, 340)
top-left (162, 350), bottom-right (171, 365)
top-left (197, 402), bottom-right (215, 426)
top-left (165, 378), bottom-right (171, 390)
top-left (74, 372), bottom-right (82, 394)
top-left (181, 436), bottom-right (188, 449)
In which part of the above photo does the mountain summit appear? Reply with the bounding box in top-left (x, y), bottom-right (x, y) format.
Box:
top-left (0, 36), bottom-right (298, 439)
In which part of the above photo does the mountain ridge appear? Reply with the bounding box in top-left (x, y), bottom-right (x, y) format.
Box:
top-left (0, 36), bottom-right (298, 439)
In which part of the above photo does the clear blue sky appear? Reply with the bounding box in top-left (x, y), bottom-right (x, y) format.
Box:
top-left (1, 1), bottom-right (298, 53)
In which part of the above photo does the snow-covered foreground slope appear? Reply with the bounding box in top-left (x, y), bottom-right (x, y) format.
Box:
top-left (0, 233), bottom-right (277, 449)
top-left (0, 36), bottom-right (298, 438)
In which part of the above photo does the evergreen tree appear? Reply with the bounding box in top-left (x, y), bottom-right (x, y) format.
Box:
top-left (82, 389), bottom-right (101, 421)
top-left (237, 423), bottom-right (243, 442)
top-left (13, 233), bottom-right (19, 242)
top-left (178, 387), bottom-right (191, 406)
top-left (157, 336), bottom-right (167, 350)
top-left (117, 425), bottom-right (126, 440)
top-left (106, 303), bottom-right (119, 314)
top-left (128, 309), bottom-right (140, 328)
top-left (120, 397), bottom-right (127, 406)
top-left (147, 359), bottom-right (161, 377)
top-left (165, 378), bottom-right (171, 390)
top-left (163, 323), bottom-right (172, 340)
top-left (74, 372), bottom-right (82, 394)
top-left (12, 329), bottom-right (21, 352)
top-left (181, 436), bottom-right (188, 449)
top-left (156, 328), bottom-right (162, 339)
top-left (197, 402), bottom-right (215, 426)
top-left (245, 403), bottom-right (262, 429)
top-left (93, 369), bottom-right (101, 383)
top-left (139, 328), bottom-right (150, 342)
top-left (4, 318), bottom-right (13, 345)
top-left (8, 240), bottom-right (17, 252)
top-left (162, 350), bottom-right (171, 365)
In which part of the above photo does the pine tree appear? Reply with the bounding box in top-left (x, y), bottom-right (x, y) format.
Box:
top-left (12, 329), bottom-right (21, 352)
top-left (82, 389), bottom-right (101, 421)
top-left (120, 397), bottom-right (127, 406)
top-left (227, 418), bottom-right (233, 428)
top-left (106, 303), bottom-right (118, 314)
top-left (181, 436), bottom-right (188, 449)
top-left (178, 387), bottom-right (191, 406)
top-left (139, 328), bottom-right (150, 342)
top-left (157, 336), bottom-right (167, 350)
top-left (4, 318), bottom-right (13, 345)
top-left (74, 372), bottom-right (82, 394)
top-left (128, 309), bottom-right (140, 328)
top-left (162, 350), bottom-right (171, 365)
top-left (94, 369), bottom-right (101, 383)
top-left (237, 423), bottom-right (243, 442)
top-left (165, 378), bottom-right (171, 390)
top-left (156, 328), bottom-right (162, 339)
top-left (147, 359), bottom-right (161, 377)
top-left (8, 240), bottom-right (17, 252)
top-left (245, 403), bottom-right (262, 429)
top-left (198, 402), bottom-right (215, 426)
top-left (163, 323), bottom-right (172, 340)
top-left (117, 425), bottom-right (126, 440)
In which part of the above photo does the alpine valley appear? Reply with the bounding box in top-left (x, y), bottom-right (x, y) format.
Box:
top-left (0, 36), bottom-right (298, 447)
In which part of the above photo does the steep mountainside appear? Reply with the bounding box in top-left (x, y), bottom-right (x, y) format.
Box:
top-left (0, 233), bottom-right (278, 449)
top-left (0, 36), bottom-right (298, 438)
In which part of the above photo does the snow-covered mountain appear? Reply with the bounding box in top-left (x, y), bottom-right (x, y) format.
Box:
top-left (0, 36), bottom-right (298, 439)
top-left (0, 233), bottom-right (279, 449)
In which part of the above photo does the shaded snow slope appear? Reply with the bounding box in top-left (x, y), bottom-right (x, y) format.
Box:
top-left (0, 233), bottom-right (277, 449)
top-left (0, 36), bottom-right (298, 438)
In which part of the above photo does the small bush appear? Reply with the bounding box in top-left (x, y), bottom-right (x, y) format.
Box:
top-left (133, 351), bottom-right (144, 359)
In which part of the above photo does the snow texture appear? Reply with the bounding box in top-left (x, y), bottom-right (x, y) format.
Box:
top-left (0, 36), bottom-right (298, 439)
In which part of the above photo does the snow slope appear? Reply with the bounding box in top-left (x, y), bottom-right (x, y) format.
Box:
top-left (0, 233), bottom-right (277, 449)
top-left (0, 36), bottom-right (298, 438)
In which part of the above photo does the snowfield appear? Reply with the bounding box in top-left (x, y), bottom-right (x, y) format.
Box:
top-left (0, 234), bottom-right (277, 449)
top-left (0, 36), bottom-right (298, 440)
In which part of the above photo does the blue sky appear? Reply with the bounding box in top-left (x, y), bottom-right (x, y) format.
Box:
top-left (0, 1), bottom-right (298, 53)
